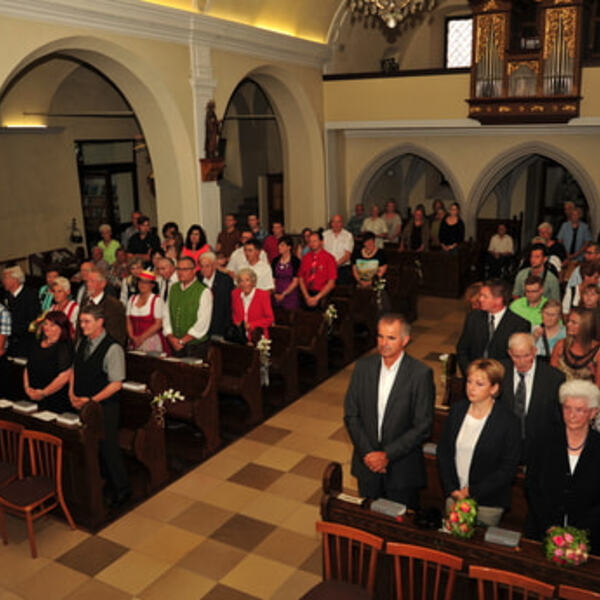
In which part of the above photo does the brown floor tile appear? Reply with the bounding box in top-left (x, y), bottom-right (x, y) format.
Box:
top-left (329, 426), bottom-right (351, 443)
top-left (228, 463), bottom-right (284, 490)
top-left (169, 501), bottom-right (234, 537)
top-left (200, 480), bottom-right (261, 513)
top-left (210, 514), bottom-right (275, 552)
top-left (200, 584), bottom-right (260, 600)
top-left (290, 455), bottom-right (332, 480)
top-left (252, 446), bottom-right (304, 471)
top-left (12, 562), bottom-right (90, 600)
top-left (299, 545), bottom-right (323, 577)
top-left (253, 528), bottom-right (320, 568)
top-left (177, 538), bottom-right (246, 580)
top-left (265, 472), bottom-right (321, 503)
top-left (63, 579), bottom-right (131, 600)
top-left (138, 566), bottom-right (214, 599)
top-left (57, 536), bottom-right (128, 576)
top-left (279, 504), bottom-right (320, 536)
top-left (134, 490), bottom-right (196, 523)
top-left (238, 492), bottom-right (301, 526)
top-left (245, 424), bottom-right (291, 445)
top-left (99, 513), bottom-right (161, 549)
top-left (270, 570), bottom-right (322, 600)
top-left (304, 488), bottom-right (322, 507)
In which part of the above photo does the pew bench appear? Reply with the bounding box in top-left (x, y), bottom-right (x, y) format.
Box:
top-left (269, 324), bottom-right (299, 404)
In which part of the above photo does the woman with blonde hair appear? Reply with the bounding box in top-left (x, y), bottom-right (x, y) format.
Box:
top-left (532, 299), bottom-right (566, 357)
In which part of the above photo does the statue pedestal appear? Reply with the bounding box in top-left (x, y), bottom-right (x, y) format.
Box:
top-left (200, 158), bottom-right (225, 182)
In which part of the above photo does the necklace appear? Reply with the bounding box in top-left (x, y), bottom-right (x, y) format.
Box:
top-left (567, 434), bottom-right (587, 452)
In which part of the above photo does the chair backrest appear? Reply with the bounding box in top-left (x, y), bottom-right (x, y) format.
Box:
top-left (0, 420), bottom-right (24, 466)
top-left (20, 429), bottom-right (62, 485)
top-left (559, 584), bottom-right (600, 600)
top-left (469, 565), bottom-right (555, 600)
top-left (316, 520), bottom-right (384, 595)
top-left (386, 542), bottom-right (463, 600)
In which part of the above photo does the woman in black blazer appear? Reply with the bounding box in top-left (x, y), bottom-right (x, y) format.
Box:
top-left (437, 358), bottom-right (521, 526)
top-left (526, 379), bottom-right (600, 555)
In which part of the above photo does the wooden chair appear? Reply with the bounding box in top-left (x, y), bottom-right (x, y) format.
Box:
top-left (469, 565), bottom-right (555, 600)
top-left (300, 521), bottom-right (383, 599)
top-left (386, 542), bottom-right (463, 600)
top-left (0, 420), bottom-right (23, 487)
top-left (559, 584), bottom-right (600, 600)
top-left (0, 429), bottom-right (76, 557)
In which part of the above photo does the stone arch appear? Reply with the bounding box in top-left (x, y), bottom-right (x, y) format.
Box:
top-left (349, 143), bottom-right (465, 214)
top-left (0, 35), bottom-right (198, 228)
top-left (467, 141), bottom-right (600, 234)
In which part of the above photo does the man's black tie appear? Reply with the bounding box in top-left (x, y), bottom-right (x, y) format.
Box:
top-left (163, 280), bottom-right (169, 302)
top-left (515, 372), bottom-right (526, 438)
top-left (484, 313), bottom-right (495, 358)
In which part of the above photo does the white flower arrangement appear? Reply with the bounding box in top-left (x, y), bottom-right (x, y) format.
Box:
top-left (256, 335), bottom-right (272, 386)
top-left (151, 388), bottom-right (185, 408)
top-left (325, 303), bottom-right (338, 326)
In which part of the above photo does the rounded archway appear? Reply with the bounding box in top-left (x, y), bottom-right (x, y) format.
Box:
top-left (0, 36), bottom-right (198, 233)
top-left (350, 144), bottom-right (464, 218)
top-left (468, 142), bottom-right (598, 244)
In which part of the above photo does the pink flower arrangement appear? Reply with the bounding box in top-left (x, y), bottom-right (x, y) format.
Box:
top-left (544, 526), bottom-right (589, 567)
top-left (444, 497), bottom-right (478, 539)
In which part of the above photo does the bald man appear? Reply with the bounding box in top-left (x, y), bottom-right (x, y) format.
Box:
top-left (324, 214), bottom-right (354, 285)
top-left (499, 332), bottom-right (565, 462)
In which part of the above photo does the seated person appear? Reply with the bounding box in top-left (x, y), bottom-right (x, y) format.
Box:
top-left (126, 270), bottom-right (166, 352)
top-left (485, 224), bottom-right (514, 278)
top-left (551, 307), bottom-right (600, 386)
top-left (437, 358), bottom-right (521, 527)
top-left (351, 232), bottom-right (387, 288)
top-left (509, 275), bottom-right (547, 326)
top-left (231, 267), bottom-right (274, 342)
top-left (526, 380), bottom-right (600, 555)
top-left (512, 244), bottom-right (560, 301)
top-left (400, 206), bottom-right (430, 252)
top-left (531, 299), bottom-right (566, 358)
top-left (24, 311), bottom-right (73, 413)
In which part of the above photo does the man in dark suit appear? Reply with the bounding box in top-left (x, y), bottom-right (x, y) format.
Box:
top-left (457, 278), bottom-right (530, 375)
top-left (344, 313), bottom-right (435, 509)
top-left (198, 251), bottom-right (234, 338)
top-left (76, 268), bottom-right (126, 347)
top-left (500, 332), bottom-right (565, 462)
top-left (1, 265), bottom-right (40, 358)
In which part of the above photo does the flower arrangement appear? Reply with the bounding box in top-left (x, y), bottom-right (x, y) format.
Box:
top-left (325, 303), bottom-right (338, 327)
top-left (444, 498), bottom-right (478, 538)
top-left (543, 526), bottom-right (589, 567)
top-left (256, 335), bottom-right (271, 386)
top-left (151, 388), bottom-right (185, 408)
top-left (439, 353), bottom-right (449, 387)
top-left (373, 277), bottom-right (387, 310)
top-left (28, 310), bottom-right (49, 336)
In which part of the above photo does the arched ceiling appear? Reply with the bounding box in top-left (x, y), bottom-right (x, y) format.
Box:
top-left (142, 0), bottom-right (343, 43)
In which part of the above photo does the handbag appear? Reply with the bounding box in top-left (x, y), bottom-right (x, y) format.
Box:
top-left (224, 321), bottom-right (247, 345)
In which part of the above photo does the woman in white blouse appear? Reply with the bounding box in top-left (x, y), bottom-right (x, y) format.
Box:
top-left (437, 358), bottom-right (521, 526)
top-left (126, 270), bottom-right (166, 352)
top-left (360, 204), bottom-right (388, 249)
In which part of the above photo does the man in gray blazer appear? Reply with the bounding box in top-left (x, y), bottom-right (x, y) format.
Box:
top-left (344, 313), bottom-right (435, 509)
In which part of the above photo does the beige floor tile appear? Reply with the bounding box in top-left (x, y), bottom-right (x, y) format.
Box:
top-left (99, 513), bottom-right (161, 549)
top-left (139, 566), bottom-right (214, 600)
top-left (95, 550), bottom-right (171, 596)
top-left (264, 473), bottom-right (321, 503)
top-left (0, 548), bottom-right (51, 588)
top-left (253, 528), bottom-right (320, 568)
top-left (195, 455), bottom-right (250, 480)
top-left (269, 570), bottom-right (322, 600)
top-left (200, 480), bottom-right (261, 512)
top-left (292, 418), bottom-right (341, 439)
top-left (279, 504), bottom-right (320, 537)
top-left (0, 589), bottom-right (27, 600)
top-left (273, 431), bottom-right (322, 454)
top-left (166, 471), bottom-right (223, 501)
top-left (63, 579), bottom-right (131, 600)
top-left (218, 439), bottom-right (271, 462)
top-left (252, 446), bottom-right (304, 471)
top-left (169, 501), bottom-right (234, 537)
top-left (13, 562), bottom-right (89, 600)
top-left (176, 538), bottom-right (246, 580)
top-left (131, 523), bottom-right (204, 563)
top-left (310, 439), bottom-right (352, 464)
top-left (134, 491), bottom-right (196, 523)
top-left (13, 520), bottom-right (90, 561)
top-left (238, 493), bottom-right (301, 526)
top-left (220, 554), bottom-right (295, 600)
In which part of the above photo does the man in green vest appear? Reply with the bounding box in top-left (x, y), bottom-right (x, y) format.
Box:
top-left (163, 256), bottom-right (213, 358)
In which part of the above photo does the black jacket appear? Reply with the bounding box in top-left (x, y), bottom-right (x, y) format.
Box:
top-left (202, 270), bottom-right (234, 337)
top-left (437, 399), bottom-right (522, 508)
top-left (2, 285), bottom-right (40, 358)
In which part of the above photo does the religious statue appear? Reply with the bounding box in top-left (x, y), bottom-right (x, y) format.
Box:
top-left (204, 100), bottom-right (222, 160)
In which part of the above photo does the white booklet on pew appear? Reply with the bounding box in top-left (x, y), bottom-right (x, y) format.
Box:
top-left (7, 356), bottom-right (28, 366)
top-left (32, 410), bottom-right (58, 422)
top-left (56, 412), bottom-right (82, 427)
top-left (0, 399), bottom-right (14, 409)
top-left (13, 400), bottom-right (38, 414)
top-left (122, 381), bottom-right (148, 393)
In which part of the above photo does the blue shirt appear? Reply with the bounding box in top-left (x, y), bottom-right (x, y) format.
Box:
top-left (557, 221), bottom-right (591, 257)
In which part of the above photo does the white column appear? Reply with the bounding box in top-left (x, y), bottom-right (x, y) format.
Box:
top-left (189, 41), bottom-right (222, 246)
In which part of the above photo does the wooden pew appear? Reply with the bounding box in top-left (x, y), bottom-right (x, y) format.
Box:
top-left (0, 402), bottom-right (106, 531)
top-left (212, 340), bottom-right (262, 426)
top-left (269, 324), bottom-right (299, 404)
top-left (327, 296), bottom-right (354, 367)
top-left (320, 462), bottom-right (600, 599)
top-left (126, 348), bottom-right (221, 454)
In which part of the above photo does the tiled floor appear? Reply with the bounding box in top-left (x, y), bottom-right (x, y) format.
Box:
top-left (0, 296), bottom-right (466, 600)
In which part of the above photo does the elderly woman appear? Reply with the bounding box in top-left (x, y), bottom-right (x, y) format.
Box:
top-left (437, 358), bottom-right (521, 526)
top-left (120, 257), bottom-right (144, 306)
top-left (23, 311), bottom-right (73, 413)
top-left (382, 200), bottom-right (402, 244)
top-left (532, 299), bottom-right (565, 358)
top-left (526, 380), bottom-right (600, 554)
top-left (98, 224), bottom-right (121, 266)
top-left (126, 270), bottom-right (165, 352)
top-left (361, 204), bottom-right (388, 249)
top-left (231, 267), bottom-right (274, 342)
top-left (50, 276), bottom-right (78, 337)
top-left (551, 307), bottom-right (600, 385)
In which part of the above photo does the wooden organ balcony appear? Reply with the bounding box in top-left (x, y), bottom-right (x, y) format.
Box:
top-left (468, 0), bottom-right (586, 124)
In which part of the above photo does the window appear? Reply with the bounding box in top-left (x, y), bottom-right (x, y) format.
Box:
top-left (445, 17), bottom-right (473, 69)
